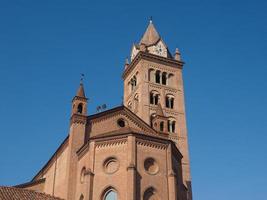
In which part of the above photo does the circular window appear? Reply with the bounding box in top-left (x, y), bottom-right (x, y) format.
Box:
top-left (144, 158), bottom-right (159, 175)
top-left (117, 119), bottom-right (125, 127)
top-left (103, 157), bottom-right (119, 174)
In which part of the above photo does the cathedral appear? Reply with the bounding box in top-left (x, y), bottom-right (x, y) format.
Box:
top-left (0, 21), bottom-right (192, 200)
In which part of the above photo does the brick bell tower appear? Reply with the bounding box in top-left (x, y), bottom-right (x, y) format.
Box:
top-left (66, 77), bottom-right (88, 200)
top-left (123, 20), bottom-right (192, 199)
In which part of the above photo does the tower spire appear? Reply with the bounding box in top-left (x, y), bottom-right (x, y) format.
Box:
top-left (139, 19), bottom-right (160, 46)
top-left (174, 48), bottom-right (181, 61)
top-left (71, 75), bottom-right (88, 116)
top-left (124, 57), bottom-right (129, 69)
top-left (76, 74), bottom-right (86, 98)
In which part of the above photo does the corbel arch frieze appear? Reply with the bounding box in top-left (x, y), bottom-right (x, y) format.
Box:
top-left (136, 138), bottom-right (168, 150)
top-left (95, 138), bottom-right (127, 149)
top-left (147, 64), bottom-right (176, 74)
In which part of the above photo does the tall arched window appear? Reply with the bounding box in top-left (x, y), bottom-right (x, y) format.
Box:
top-left (150, 91), bottom-right (160, 105)
top-left (134, 94), bottom-right (139, 112)
top-left (144, 187), bottom-right (158, 200)
top-left (155, 70), bottom-right (161, 84)
top-left (154, 94), bottom-right (159, 105)
top-left (165, 96), bottom-right (169, 108)
top-left (162, 72), bottom-right (167, 85)
top-left (150, 113), bottom-right (156, 127)
top-left (130, 75), bottom-right (137, 91)
top-left (165, 95), bottom-right (174, 109)
top-left (128, 101), bottom-right (132, 110)
top-left (148, 68), bottom-right (155, 82)
top-left (168, 120), bottom-right (176, 133)
top-left (103, 190), bottom-right (117, 200)
top-left (150, 92), bottom-right (154, 104)
top-left (160, 122), bottom-right (164, 132)
top-left (77, 103), bottom-right (83, 114)
top-left (168, 73), bottom-right (174, 86)
top-left (79, 194), bottom-right (84, 200)
top-left (170, 98), bottom-right (174, 109)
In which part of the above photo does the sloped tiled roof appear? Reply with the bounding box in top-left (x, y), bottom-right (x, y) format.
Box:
top-left (0, 186), bottom-right (64, 200)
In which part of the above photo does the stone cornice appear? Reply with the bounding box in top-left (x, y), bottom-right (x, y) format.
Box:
top-left (122, 51), bottom-right (184, 80)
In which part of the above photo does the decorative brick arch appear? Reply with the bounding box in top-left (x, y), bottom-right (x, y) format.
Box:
top-left (101, 186), bottom-right (118, 200)
top-left (143, 187), bottom-right (159, 200)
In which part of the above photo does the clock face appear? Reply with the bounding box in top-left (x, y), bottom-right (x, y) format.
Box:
top-left (155, 44), bottom-right (164, 55)
top-left (152, 42), bottom-right (167, 57)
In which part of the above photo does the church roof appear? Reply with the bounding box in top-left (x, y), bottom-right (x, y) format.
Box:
top-left (87, 105), bottom-right (159, 135)
top-left (139, 20), bottom-right (160, 46)
top-left (76, 83), bottom-right (86, 98)
top-left (31, 105), bottom-right (172, 185)
top-left (0, 186), bottom-right (63, 200)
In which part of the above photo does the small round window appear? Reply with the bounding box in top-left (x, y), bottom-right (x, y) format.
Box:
top-left (117, 119), bottom-right (125, 127)
top-left (103, 157), bottom-right (119, 174)
top-left (144, 158), bottom-right (159, 175)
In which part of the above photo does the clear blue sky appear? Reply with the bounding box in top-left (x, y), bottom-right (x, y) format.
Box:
top-left (0, 0), bottom-right (266, 199)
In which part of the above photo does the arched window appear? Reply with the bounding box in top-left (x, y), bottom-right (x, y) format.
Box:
top-left (162, 72), bottom-right (167, 85)
top-left (150, 93), bottom-right (154, 104)
top-left (79, 194), bottom-right (84, 200)
top-left (165, 96), bottom-right (169, 108)
top-left (134, 94), bottom-right (139, 112)
top-left (168, 73), bottom-right (174, 86)
top-left (172, 121), bottom-right (176, 133)
top-left (150, 92), bottom-right (159, 105)
top-left (170, 98), bottom-right (174, 109)
top-left (144, 187), bottom-right (158, 200)
top-left (128, 101), bottom-right (132, 110)
top-left (155, 70), bottom-right (161, 84)
top-left (165, 95), bottom-right (174, 109)
top-left (103, 189), bottom-right (118, 200)
top-left (148, 68), bottom-right (155, 82)
top-left (77, 103), bottom-right (83, 114)
top-left (130, 75), bottom-right (137, 92)
top-left (154, 94), bottom-right (159, 105)
top-left (160, 122), bottom-right (164, 132)
top-left (150, 113), bottom-right (156, 127)
top-left (80, 167), bottom-right (86, 183)
top-left (168, 120), bottom-right (176, 133)
top-left (133, 76), bottom-right (137, 87)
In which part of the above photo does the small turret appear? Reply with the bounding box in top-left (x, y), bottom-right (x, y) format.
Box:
top-left (71, 75), bottom-right (88, 116)
top-left (174, 48), bottom-right (181, 61)
top-left (139, 43), bottom-right (147, 52)
top-left (124, 57), bottom-right (129, 69)
top-left (67, 75), bottom-right (88, 199)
